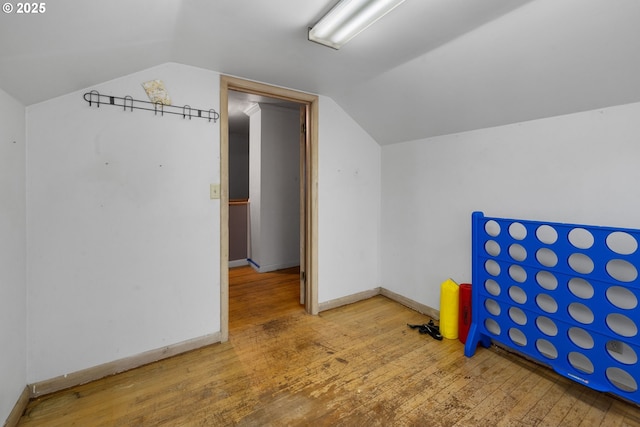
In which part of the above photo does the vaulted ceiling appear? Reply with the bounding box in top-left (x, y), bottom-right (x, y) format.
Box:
top-left (1, 0), bottom-right (639, 145)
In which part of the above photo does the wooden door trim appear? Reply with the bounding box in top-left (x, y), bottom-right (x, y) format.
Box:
top-left (299, 105), bottom-right (306, 305)
top-left (220, 75), bottom-right (319, 342)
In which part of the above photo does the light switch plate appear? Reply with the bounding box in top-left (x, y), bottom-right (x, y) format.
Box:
top-left (210, 183), bottom-right (220, 199)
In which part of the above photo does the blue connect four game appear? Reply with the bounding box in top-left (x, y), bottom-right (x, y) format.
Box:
top-left (464, 212), bottom-right (640, 404)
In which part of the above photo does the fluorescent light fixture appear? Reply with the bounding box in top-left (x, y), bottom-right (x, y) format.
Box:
top-left (308, 0), bottom-right (406, 50)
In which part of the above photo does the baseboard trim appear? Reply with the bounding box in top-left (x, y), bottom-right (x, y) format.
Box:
top-left (256, 261), bottom-right (300, 273)
top-left (318, 287), bottom-right (440, 319)
top-left (229, 259), bottom-right (249, 268)
top-left (4, 386), bottom-right (29, 427)
top-left (25, 290), bottom-right (437, 399)
top-left (380, 287), bottom-right (440, 320)
top-left (318, 287), bottom-right (382, 312)
top-left (28, 332), bottom-right (221, 398)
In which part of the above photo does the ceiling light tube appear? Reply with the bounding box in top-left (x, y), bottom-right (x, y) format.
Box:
top-left (308, 0), bottom-right (406, 50)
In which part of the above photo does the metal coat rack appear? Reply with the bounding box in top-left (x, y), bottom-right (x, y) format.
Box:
top-left (83, 90), bottom-right (219, 123)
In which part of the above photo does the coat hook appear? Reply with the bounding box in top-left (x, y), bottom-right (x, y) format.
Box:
top-left (83, 91), bottom-right (217, 124)
top-left (183, 105), bottom-right (192, 120)
top-left (123, 95), bottom-right (134, 112)
top-left (88, 90), bottom-right (100, 107)
top-left (154, 101), bottom-right (164, 116)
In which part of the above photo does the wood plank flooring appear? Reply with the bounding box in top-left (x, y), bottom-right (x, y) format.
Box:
top-left (17, 266), bottom-right (640, 426)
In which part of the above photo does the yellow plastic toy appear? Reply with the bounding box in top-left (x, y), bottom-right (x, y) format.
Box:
top-left (439, 278), bottom-right (460, 339)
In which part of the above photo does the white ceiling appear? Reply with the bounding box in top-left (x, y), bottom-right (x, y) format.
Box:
top-left (1, 0), bottom-right (639, 145)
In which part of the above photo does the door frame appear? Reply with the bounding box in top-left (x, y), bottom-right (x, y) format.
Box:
top-left (219, 75), bottom-right (319, 342)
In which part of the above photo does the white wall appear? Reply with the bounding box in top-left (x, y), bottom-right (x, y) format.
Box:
top-left (26, 63), bottom-right (221, 383)
top-left (248, 104), bottom-right (300, 272)
top-left (248, 104), bottom-right (262, 266)
top-left (259, 104), bottom-right (300, 272)
top-left (22, 63), bottom-right (383, 384)
top-left (0, 88), bottom-right (27, 423)
top-left (382, 102), bottom-right (640, 311)
top-left (318, 96), bottom-right (382, 303)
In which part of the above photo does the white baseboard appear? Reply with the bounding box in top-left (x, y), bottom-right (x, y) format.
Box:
top-left (256, 261), bottom-right (300, 273)
top-left (4, 386), bottom-right (29, 427)
top-left (28, 332), bottom-right (221, 398)
top-left (229, 259), bottom-right (249, 268)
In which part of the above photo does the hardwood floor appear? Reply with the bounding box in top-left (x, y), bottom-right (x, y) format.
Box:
top-left (17, 266), bottom-right (640, 426)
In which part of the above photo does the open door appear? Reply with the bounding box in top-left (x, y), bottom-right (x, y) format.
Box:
top-left (220, 75), bottom-right (319, 342)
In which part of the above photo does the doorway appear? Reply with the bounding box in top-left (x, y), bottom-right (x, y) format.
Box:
top-left (220, 75), bottom-right (319, 342)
